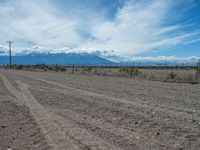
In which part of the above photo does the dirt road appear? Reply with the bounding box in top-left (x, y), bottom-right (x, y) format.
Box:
top-left (0, 69), bottom-right (200, 150)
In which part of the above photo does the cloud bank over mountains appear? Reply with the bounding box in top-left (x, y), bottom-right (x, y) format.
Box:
top-left (0, 44), bottom-right (199, 65)
top-left (0, 0), bottom-right (199, 56)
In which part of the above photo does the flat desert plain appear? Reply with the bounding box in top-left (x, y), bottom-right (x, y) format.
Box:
top-left (0, 69), bottom-right (200, 150)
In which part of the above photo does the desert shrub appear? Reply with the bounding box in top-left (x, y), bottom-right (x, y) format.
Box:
top-left (16, 64), bottom-right (23, 70)
top-left (81, 67), bottom-right (92, 74)
top-left (12, 64), bottom-right (23, 70)
top-left (36, 64), bottom-right (46, 69)
top-left (119, 67), bottom-right (129, 73)
top-left (47, 66), bottom-right (54, 70)
top-left (53, 66), bottom-right (57, 71)
top-left (47, 65), bottom-right (65, 72)
top-left (196, 69), bottom-right (200, 81)
top-left (197, 60), bottom-right (200, 73)
top-left (168, 71), bottom-right (177, 79)
top-left (119, 67), bottom-right (141, 77)
top-left (55, 65), bottom-right (66, 72)
top-left (197, 67), bottom-right (200, 74)
top-left (132, 69), bottom-right (141, 77)
top-left (60, 66), bottom-right (66, 71)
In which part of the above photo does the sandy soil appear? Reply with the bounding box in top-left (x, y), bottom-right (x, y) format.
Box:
top-left (0, 69), bottom-right (200, 150)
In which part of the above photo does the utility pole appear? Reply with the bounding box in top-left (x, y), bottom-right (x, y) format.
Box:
top-left (6, 41), bottom-right (14, 69)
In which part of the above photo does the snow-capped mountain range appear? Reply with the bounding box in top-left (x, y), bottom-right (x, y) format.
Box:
top-left (0, 45), bottom-right (199, 66)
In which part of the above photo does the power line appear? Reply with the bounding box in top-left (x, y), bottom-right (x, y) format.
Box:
top-left (6, 41), bottom-right (14, 69)
top-left (16, 21), bottom-right (75, 42)
top-left (13, 21), bottom-right (84, 46)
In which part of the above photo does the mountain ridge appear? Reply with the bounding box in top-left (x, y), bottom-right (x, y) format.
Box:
top-left (0, 52), bottom-right (113, 65)
top-left (0, 51), bottom-right (199, 66)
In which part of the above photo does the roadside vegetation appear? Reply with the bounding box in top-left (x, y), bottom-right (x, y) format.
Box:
top-left (119, 67), bottom-right (141, 77)
top-left (168, 71), bottom-right (177, 80)
top-left (7, 64), bottom-right (66, 72)
top-left (2, 63), bottom-right (199, 84)
top-left (197, 60), bottom-right (200, 73)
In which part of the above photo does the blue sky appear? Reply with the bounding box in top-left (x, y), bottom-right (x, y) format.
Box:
top-left (0, 0), bottom-right (199, 58)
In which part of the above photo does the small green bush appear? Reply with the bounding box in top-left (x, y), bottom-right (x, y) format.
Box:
top-left (47, 66), bottom-right (54, 70)
top-left (197, 60), bottom-right (200, 73)
top-left (81, 67), bottom-right (92, 74)
top-left (168, 71), bottom-right (177, 79)
top-left (60, 66), bottom-right (66, 71)
top-left (119, 67), bottom-right (141, 77)
top-left (47, 65), bottom-right (66, 72)
top-left (119, 67), bottom-right (129, 73)
top-left (132, 68), bottom-right (140, 77)
top-left (197, 68), bottom-right (200, 73)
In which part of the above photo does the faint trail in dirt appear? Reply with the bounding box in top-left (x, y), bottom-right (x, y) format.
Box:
top-left (0, 73), bottom-right (77, 150)
top-left (17, 81), bottom-right (78, 150)
top-left (0, 74), bottom-right (25, 106)
top-left (1, 73), bottom-right (118, 150)
top-left (27, 75), bottom-right (200, 119)
top-left (1, 70), bottom-right (200, 150)
top-left (52, 113), bottom-right (120, 150)
top-left (50, 107), bottom-right (159, 150)
top-left (18, 81), bottom-right (118, 150)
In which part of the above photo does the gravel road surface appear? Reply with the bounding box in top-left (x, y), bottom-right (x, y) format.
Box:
top-left (0, 69), bottom-right (200, 150)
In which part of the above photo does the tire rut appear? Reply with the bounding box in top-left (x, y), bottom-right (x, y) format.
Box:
top-left (17, 81), bottom-right (79, 150)
top-left (29, 83), bottom-right (200, 132)
top-left (1, 73), bottom-right (119, 150)
top-left (0, 73), bottom-right (77, 150)
top-left (26, 75), bottom-right (200, 119)
top-left (28, 80), bottom-right (200, 149)
top-left (51, 113), bottom-right (119, 150)
top-left (0, 74), bottom-right (25, 106)
top-left (51, 107), bottom-right (160, 150)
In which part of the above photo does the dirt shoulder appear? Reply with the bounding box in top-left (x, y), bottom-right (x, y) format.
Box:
top-left (0, 78), bottom-right (48, 150)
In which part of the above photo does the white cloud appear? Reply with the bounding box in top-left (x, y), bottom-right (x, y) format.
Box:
top-left (80, 0), bottom-right (199, 56)
top-left (0, 0), bottom-right (199, 56)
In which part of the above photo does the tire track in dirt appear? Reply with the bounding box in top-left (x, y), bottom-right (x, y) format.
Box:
top-left (0, 74), bottom-right (27, 106)
top-left (7, 71), bottom-right (200, 116)
top-left (18, 82), bottom-right (119, 150)
top-left (50, 107), bottom-right (160, 150)
top-left (26, 75), bottom-right (200, 121)
top-left (26, 75), bottom-right (200, 149)
top-left (29, 86), bottom-right (162, 149)
top-left (0, 73), bottom-right (77, 150)
top-left (51, 113), bottom-right (120, 150)
top-left (30, 83), bottom-right (200, 150)
top-left (29, 81), bottom-right (180, 149)
top-left (17, 81), bottom-right (78, 150)
top-left (30, 84), bottom-right (200, 122)
top-left (32, 87), bottom-right (200, 145)
top-left (2, 70), bottom-right (200, 149)
top-left (1, 73), bottom-right (118, 150)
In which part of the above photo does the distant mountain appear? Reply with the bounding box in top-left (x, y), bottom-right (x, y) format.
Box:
top-left (91, 50), bottom-right (199, 66)
top-left (0, 52), bottom-right (112, 65)
top-left (91, 50), bottom-right (131, 63)
top-left (0, 50), bottom-right (199, 66)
